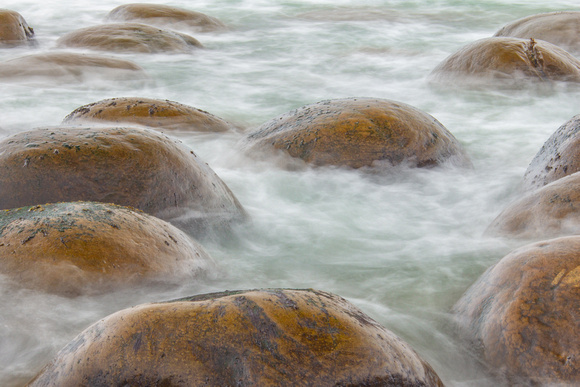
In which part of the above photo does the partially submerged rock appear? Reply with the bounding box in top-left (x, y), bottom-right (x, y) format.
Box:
top-left (0, 201), bottom-right (213, 296)
top-left (0, 9), bottom-right (34, 47)
top-left (523, 115), bottom-right (580, 190)
top-left (28, 288), bottom-right (444, 386)
top-left (244, 97), bottom-right (471, 170)
top-left (56, 23), bottom-right (203, 54)
top-left (486, 172), bottom-right (580, 239)
top-left (430, 37), bottom-right (580, 86)
top-left (0, 126), bottom-right (246, 236)
top-left (63, 97), bottom-right (233, 132)
top-left (494, 11), bottom-right (580, 55)
top-left (107, 3), bottom-right (227, 33)
top-left (0, 52), bottom-right (148, 85)
top-left (452, 237), bottom-right (580, 385)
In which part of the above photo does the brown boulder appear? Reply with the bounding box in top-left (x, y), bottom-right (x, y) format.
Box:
top-left (244, 97), bottom-right (471, 170)
top-left (63, 97), bottom-right (233, 132)
top-left (0, 9), bottom-right (34, 47)
top-left (56, 23), bottom-right (203, 54)
top-left (107, 3), bottom-right (227, 33)
top-left (494, 11), bottom-right (580, 55)
top-left (0, 52), bottom-right (148, 85)
top-left (486, 172), bottom-right (580, 239)
top-left (452, 237), bottom-right (580, 385)
top-left (429, 37), bottom-right (580, 85)
top-left (28, 288), bottom-right (444, 386)
top-left (0, 126), bottom-right (246, 236)
top-left (523, 115), bottom-right (580, 190)
top-left (0, 201), bottom-right (213, 296)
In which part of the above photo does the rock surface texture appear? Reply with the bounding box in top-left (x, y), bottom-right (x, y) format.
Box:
top-left (107, 3), bottom-right (227, 33)
top-left (27, 288), bottom-right (444, 386)
top-left (0, 201), bottom-right (213, 296)
top-left (245, 97), bottom-right (471, 170)
top-left (63, 97), bottom-right (233, 132)
top-left (452, 237), bottom-right (580, 385)
top-left (0, 126), bottom-right (246, 235)
top-left (0, 9), bottom-right (34, 46)
top-left (56, 23), bottom-right (203, 53)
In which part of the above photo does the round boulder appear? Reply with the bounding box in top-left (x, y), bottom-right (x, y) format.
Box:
top-left (244, 97), bottom-right (471, 169)
top-left (63, 97), bottom-right (233, 132)
top-left (0, 52), bottom-right (148, 85)
top-left (494, 11), bottom-right (580, 55)
top-left (107, 3), bottom-right (227, 33)
top-left (0, 201), bottom-right (213, 296)
top-left (56, 23), bottom-right (203, 54)
top-left (28, 288), bottom-right (444, 386)
top-left (486, 172), bottom-right (580, 239)
top-left (0, 9), bottom-right (34, 47)
top-left (452, 237), bottom-right (580, 385)
top-left (523, 115), bottom-right (580, 190)
top-left (429, 37), bottom-right (580, 85)
top-left (0, 126), bottom-right (246, 236)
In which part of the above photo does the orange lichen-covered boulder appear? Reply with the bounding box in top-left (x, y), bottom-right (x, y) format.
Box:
top-left (486, 172), bottom-right (580, 239)
top-left (244, 97), bottom-right (471, 169)
top-left (494, 12), bottom-right (580, 55)
top-left (107, 3), bottom-right (227, 33)
top-left (27, 288), bottom-right (444, 386)
top-left (429, 37), bottom-right (580, 85)
top-left (523, 115), bottom-right (580, 190)
top-left (63, 97), bottom-right (233, 132)
top-left (56, 23), bottom-right (203, 54)
top-left (0, 201), bottom-right (213, 296)
top-left (0, 9), bottom-right (34, 46)
top-left (0, 52), bottom-right (148, 85)
top-left (452, 237), bottom-right (580, 385)
top-left (0, 126), bottom-right (246, 235)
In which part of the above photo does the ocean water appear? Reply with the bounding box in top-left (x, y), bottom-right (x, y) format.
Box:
top-left (1, 0), bottom-right (579, 385)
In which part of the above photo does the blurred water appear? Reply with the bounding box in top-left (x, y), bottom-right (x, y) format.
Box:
top-left (1, 1), bottom-right (580, 385)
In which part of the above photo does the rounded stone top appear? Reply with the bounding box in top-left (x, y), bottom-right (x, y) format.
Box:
top-left (0, 201), bottom-right (214, 296)
top-left (430, 37), bottom-right (580, 85)
top-left (494, 11), bottom-right (580, 55)
top-left (107, 3), bottom-right (227, 33)
top-left (452, 236), bottom-right (580, 384)
top-left (63, 97), bottom-right (234, 132)
top-left (0, 9), bottom-right (34, 47)
top-left (523, 115), bottom-right (580, 190)
top-left (244, 97), bottom-right (472, 170)
top-left (56, 23), bottom-right (203, 53)
top-left (28, 288), bottom-right (444, 386)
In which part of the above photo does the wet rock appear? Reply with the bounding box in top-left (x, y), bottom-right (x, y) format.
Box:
top-left (63, 97), bottom-right (233, 132)
top-left (0, 201), bottom-right (213, 296)
top-left (494, 11), bottom-right (580, 55)
top-left (28, 288), bottom-right (444, 386)
top-left (452, 237), bottom-right (580, 385)
top-left (0, 126), bottom-right (246, 236)
top-left (0, 9), bottom-right (34, 47)
top-left (244, 97), bottom-right (471, 170)
top-left (0, 52), bottom-right (148, 85)
top-left (107, 3), bottom-right (227, 33)
top-left (56, 23), bottom-right (203, 54)
top-left (429, 37), bottom-right (580, 85)
top-left (486, 172), bottom-right (580, 239)
top-left (523, 115), bottom-right (580, 190)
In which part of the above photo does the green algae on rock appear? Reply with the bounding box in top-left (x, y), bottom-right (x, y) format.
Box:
top-left (63, 97), bottom-right (234, 132)
top-left (27, 288), bottom-right (444, 386)
top-left (0, 201), bottom-right (214, 296)
top-left (0, 126), bottom-right (246, 237)
top-left (107, 3), bottom-right (227, 33)
top-left (56, 23), bottom-right (203, 54)
top-left (452, 237), bottom-right (580, 385)
top-left (244, 97), bottom-right (471, 170)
